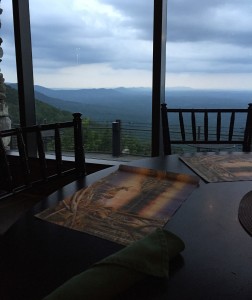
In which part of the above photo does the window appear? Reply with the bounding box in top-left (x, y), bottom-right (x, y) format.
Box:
top-left (165, 0), bottom-right (252, 154)
top-left (29, 0), bottom-right (154, 158)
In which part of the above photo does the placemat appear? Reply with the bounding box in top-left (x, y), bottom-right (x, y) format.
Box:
top-left (180, 152), bottom-right (252, 183)
top-left (36, 165), bottom-right (199, 245)
top-left (238, 191), bottom-right (252, 236)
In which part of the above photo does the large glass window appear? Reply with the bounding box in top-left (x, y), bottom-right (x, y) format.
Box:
top-left (165, 0), bottom-right (252, 154)
top-left (29, 0), bottom-right (154, 159)
top-left (166, 0), bottom-right (252, 91)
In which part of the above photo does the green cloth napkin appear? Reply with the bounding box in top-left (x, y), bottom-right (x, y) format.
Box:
top-left (43, 228), bottom-right (185, 300)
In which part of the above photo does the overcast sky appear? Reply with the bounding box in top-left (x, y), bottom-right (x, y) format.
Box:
top-left (1, 0), bottom-right (252, 89)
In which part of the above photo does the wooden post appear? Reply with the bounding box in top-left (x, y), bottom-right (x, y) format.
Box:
top-left (13, 0), bottom-right (37, 157)
top-left (152, 0), bottom-right (167, 157)
top-left (161, 103), bottom-right (171, 155)
top-left (112, 120), bottom-right (121, 157)
top-left (243, 103), bottom-right (252, 152)
top-left (73, 113), bottom-right (86, 176)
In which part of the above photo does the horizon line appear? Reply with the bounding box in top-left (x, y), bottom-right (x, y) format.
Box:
top-left (6, 82), bottom-right (252, 92)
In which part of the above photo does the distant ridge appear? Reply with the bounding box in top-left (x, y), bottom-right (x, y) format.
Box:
top-left (7, 83), bottom-right (252, 123)
top-left (166, 86), bottom-right (194, 91)
top-left (8, 83), bottom-right (152, 123)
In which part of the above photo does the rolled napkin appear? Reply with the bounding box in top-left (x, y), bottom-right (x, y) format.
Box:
top-left (43, 228), bottom-right (185, 300)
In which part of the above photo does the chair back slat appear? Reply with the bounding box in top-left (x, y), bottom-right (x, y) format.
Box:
top-left (0, 113), bottom-right (86, 200)
top-left (179, 112), bottom-right (185, 141)
top-left (191, 112), bottom-right (196, 141)
top-left (229, 112), bottom-right (235, 141)
top-left (161, 103), bottom-right (252, 155)
top-left (217, 112), bottom-right (221, 141)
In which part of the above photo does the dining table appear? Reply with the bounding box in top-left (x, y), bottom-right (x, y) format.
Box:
top-left (0, 154), bottom-right (252, 300)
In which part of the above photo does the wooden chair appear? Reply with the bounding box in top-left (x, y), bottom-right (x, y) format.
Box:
top-left (0, 113), bottom-right (86, 200)
top-left (161, 103), bottom-right (252, 155)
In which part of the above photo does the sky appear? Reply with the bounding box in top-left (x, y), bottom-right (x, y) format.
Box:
top-left (1, 0), bottom-right (252, 90)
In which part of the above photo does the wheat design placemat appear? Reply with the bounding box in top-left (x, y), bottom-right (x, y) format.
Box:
top-left (180, 152), bottom-right (252, 183)
top-left (36, 165), bottom-right (199, 245)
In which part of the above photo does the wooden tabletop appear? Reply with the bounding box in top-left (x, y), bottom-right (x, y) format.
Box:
top-left (1, 155), bottom-right (252, 300)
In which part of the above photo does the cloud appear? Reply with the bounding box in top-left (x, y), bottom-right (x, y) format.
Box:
top-left (35, 62), bottom-right (152, 88)
top-left (167, 0), bottom-right (252, 46)
top-left (28, 0), bottom-right (153, 70)
top-left (1, 0), bottom-right (252, 88)
top-left (102, 0), bottom-right (154, 39)
top-left (166, 41), bottom-right (252, 73)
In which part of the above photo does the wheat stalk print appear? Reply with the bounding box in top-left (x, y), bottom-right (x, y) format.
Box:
top-left (36, 165), bottom-right (198, 245)
top-left (180, 153), bottom-right (252, 182)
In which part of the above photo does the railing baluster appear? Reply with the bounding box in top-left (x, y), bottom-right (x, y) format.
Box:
top-left (16, 128), bottom-right (30, 186)
top-left (54, 124), bottom-right (62, 176)
top-left (0, 132), bottom-right (13, 192)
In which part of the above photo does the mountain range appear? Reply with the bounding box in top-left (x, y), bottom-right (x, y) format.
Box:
top-left (7, 83), bottom-right (252, 124)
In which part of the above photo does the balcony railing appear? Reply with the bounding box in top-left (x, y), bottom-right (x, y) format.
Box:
top-left (8, 120), bottom-right (246, 159)
top-left (84, 120), bottom-right (152, 157)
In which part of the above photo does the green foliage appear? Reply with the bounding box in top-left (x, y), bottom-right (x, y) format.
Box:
top-left (5, 84), bottom-right (151, 156)
top-left (83, 119), bottom-right (112, 153)
top-left (122, 134), bottom-right (151, 156)
top-left (5, 84), bottom-right (20, 125)
top-left (5, 84), bottom-right (73, 125)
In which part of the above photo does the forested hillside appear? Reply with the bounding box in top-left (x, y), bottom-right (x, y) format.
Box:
top-left (5, 84), bottom-right (150, 156)
top-left (8, 83), bottom-right (152, 123)
top-left (5, 84), bottom-right (73, 125)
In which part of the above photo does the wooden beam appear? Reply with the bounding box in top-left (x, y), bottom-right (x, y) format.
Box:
top-left (12, 0), bottom-right (37, 156)
top-left (152, 0), bottom-right (167, 156)
top-left (12, 0), bottom-right (36, 128)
